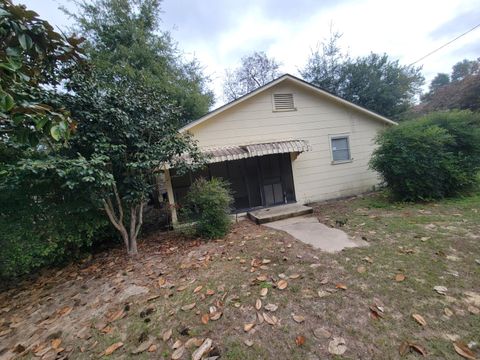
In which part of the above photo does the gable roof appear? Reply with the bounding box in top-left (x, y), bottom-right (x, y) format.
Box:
top-left (180, 73), bottom-right (397, 133)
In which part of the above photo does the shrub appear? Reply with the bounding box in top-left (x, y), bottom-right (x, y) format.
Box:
top-left (181, 178), bottom-right (233, 239)
top-left (370, 110), bottom-right (480, 201)
top-left (0, 156), bottom-right (111, 280)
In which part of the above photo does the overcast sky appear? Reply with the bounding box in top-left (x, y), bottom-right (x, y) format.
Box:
top-left (14, 0), bottom-right (480, 106)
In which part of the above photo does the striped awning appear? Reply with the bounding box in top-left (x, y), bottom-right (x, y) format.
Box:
top-left (202, 140), bottom-right (310, 164)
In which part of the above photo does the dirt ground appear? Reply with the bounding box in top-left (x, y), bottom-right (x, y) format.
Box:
top-left (1, 192), bottom-right (479, 359)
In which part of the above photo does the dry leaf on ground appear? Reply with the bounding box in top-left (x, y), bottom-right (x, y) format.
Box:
top-left (395, 274), bottom-right (406, 282)
top-left (255, 299), bottom-right (262, 310)
top-left (264, 303), bottom-right (278, 312)
top-left (244, 323), bottom-right (255, 332)
top-left (336, 283), bottom-right (347, 290)
top-left (162, 329), bottom-right (172, 342)
top-left (171, 346), bottom-right (185, 360)
top-left (412, 314), bottom-right (427, 326)
top-left (181, 303), bottom-right (196, 311)
top-left (260, 288), bottom-right (268, 297)
top-left (244, 339), bottom-right (254, 347)
top-left (295, 335), bottom-right (305, 346)
top-left (292, 314), bottom-right (305, 323)
top-left (201, 314), bottom-right (209, 324)
top-left (453, 341), bottom-right (476, 360)
top-left (328, 337), bottom-right (347, 355)
top-left (277, 280), bottom-right (288, 290)
top-left (104, 342), bottom-right (123, 356)
top-left (434, 286), bottom-right (448, 295)
top-left (263, 312), bottom-right (278, 325)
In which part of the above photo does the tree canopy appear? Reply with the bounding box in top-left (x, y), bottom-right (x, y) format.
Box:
top-left (223, 51), bottom-right (280, 102)
top-left (300, 33), bottom-right (424, 119)
top-left (64, 0), bottom-right (214, 124)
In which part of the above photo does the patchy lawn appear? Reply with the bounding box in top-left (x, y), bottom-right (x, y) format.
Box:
top-left (1, 192), bottom-right (479, 360)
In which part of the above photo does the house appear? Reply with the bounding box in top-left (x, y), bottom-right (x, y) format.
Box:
top-left (164, 74), bottom-right (396, 222)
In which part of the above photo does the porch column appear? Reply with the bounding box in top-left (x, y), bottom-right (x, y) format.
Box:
top-left (163, 168), bottom-right (178, 224)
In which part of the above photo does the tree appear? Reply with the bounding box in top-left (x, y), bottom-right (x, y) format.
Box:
top-left (340, 54), bottom-right (424, 118)
top-left (300, 34), bottom-right (424, 119)
top-left (429, 73), bottom-right (450, 92)
top-left (300, 30), bottom-right (347, 94)
top-left (223, 51), bottom-right (280, 102)
top-left (62, 69), bottom-right (204, 255)
top-left (0, 0), bottom-right (83, 145)
top-left (451, 58), bottom-right (479, 82)
top-left (414, 58), bottom-right (480, 115)
top-left (64, 0), bottom-right (214, 124)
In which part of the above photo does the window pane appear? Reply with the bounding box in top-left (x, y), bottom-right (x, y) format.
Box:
top-left (333, 149), bottom-right (350, 161)
top-left (332, 138), bottom-right (348, 151)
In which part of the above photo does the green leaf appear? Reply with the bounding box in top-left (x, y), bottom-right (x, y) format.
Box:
top-left (18, 33), bottom-right (33, 50)
top-left (0, 93), bottom-right (15, 112)
top-left (50, 125), bottom-right (62, 141)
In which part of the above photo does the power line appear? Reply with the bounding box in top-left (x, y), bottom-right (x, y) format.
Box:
top-left (409, 22), bottom-right (480, 66)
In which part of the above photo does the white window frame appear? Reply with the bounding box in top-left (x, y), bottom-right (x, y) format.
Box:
top-left (329, 134), bottom-right (353, 164)
top-left (271, 93), bottom-right (296, 112)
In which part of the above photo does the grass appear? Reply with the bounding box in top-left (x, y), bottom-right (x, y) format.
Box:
top-left (1, 191), bottom-right (479, 359)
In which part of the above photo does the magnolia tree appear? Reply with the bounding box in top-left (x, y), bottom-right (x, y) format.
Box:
top-left (64, 70), bottom-right (204, 255)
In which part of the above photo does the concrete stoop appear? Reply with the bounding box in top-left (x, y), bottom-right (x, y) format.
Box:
top-left (247, 203), bottom-right (313, 224)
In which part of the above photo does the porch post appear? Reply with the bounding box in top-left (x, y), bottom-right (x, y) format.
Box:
top-left (163, 168), bottom-right (178, 224)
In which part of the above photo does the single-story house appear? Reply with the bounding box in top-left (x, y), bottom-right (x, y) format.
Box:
top-left (164, 74), bottom-right (396, 222)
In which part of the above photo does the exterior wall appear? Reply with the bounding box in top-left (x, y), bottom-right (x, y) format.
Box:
top-left (185, 79), bottom-right (389, 205)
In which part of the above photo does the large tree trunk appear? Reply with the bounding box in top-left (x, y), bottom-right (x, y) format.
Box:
top-left (102, 183), bottom-right (144, 256)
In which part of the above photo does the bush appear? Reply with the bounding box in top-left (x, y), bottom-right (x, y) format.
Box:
top-left (0, 156), bottom-right (111, 280)
top-left (181, 178), bottom-right (233, 239)
top-left (370, 110), bottom-right (480, 201)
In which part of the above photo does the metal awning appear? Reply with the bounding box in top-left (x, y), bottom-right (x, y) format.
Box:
top-left (202, 140), bottom-right (310, 164)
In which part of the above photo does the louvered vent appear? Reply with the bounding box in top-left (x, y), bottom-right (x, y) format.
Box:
top-left (273, 93), bottom-right (295, 111)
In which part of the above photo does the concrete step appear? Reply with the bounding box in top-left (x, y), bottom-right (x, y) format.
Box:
top-left (247, 203), bottom-right (313, 224)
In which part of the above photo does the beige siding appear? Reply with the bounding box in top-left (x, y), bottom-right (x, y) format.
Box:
top-left (187, 79), bottom-right (388, 204)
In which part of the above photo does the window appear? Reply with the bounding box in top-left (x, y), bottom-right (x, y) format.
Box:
top-left (273, 93), bottom-right (295, 111)
top-left (331, 136), bottom-right (351, 162)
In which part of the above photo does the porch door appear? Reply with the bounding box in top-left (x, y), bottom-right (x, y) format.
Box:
top-left (259, 155), bottom-right (285, 206)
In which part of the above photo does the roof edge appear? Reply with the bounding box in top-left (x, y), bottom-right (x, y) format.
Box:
top-left (180, 74), bottom-right (397, 133)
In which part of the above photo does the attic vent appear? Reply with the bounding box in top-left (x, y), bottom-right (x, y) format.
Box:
top-left (273, 93), bottom-right (295, 111)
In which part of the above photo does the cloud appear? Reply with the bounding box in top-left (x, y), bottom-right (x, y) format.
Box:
top-left (430, 7), bottom-right (480, 40)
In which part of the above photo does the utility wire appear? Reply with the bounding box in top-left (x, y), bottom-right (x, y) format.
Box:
top-left (409, 22), bottom-right (480, 65)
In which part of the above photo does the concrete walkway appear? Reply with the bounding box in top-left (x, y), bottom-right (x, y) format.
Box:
top-left (264, 216), bottom-right (368, 253)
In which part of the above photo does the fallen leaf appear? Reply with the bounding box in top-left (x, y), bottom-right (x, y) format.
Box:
top-left (395, 274), bottom-right (406, 282)
top-left (292, 314), bottom-right (305, 323)
top-left (399, 341), bottom-right (410, 356)
top-left (108, 308), bottom-right (125, 322)
top-left (260, 288), bottom-right (268, 297)
top-left (256, 275), bottom-right (267, 281)
top-left (244, 323), bottom-right (255, 332)
top-left (255, 299), bottom-right (262, 310)
top-left (163, 329), bottom-right (172, 342)
top-left (206, 289), bottom-right (215, 296)
top-left (201, 314), bottom-right (209, 324)
top-left (193, 285), bottom-right (203, 293)
top-left (264, 303), bottom-right (278, 312)
top-left (210, 311), bottom-right (222, 321)
top-left (369, 305), bottom-right (384, 320)
top-left (256, 312), bottom-right (264, 323)
top-left (177, 285), bottom-right (187, 292)
top-left (51, 338), bottom-right (62, 349)
top-left (277, 279), bottom-right (288, 290)
top-left (192, 338), bottom-right (212, 360)
top-left (410, 343), bottom-right (427, 356)
top-left (434, 286), bottom-right (448, 295)
top-left (263, 312), bottom-right (278, 325)
top-left (444, 308), bottom-right (454, 317)
top-left (181, 303), bottom-right (196, 311)
top-left (262, 259), bottom-right (271, 264)
top-left (171, 346), bottom-right (185, 360)
top-left (158, 277), bottom-right (166, 286)
top-left (295, 335), bottom-right (305, 346)
top-left (104, 342), bottom-right (123, 356)
top-left (328, 337), bottom-right (347, 355)
top-left (313, 328), bottom-right (331, 339)
top-left (357, 266), bottom-right (366, 273)
top-left (244, 339), bottom-right (254, 347)
top-left (147, 344), bottom-right (157, 352)
top-left (57, 306), bottom-right (73, 317)
top-left (172, 340), bottom-right (183, 349)
top-left (335, 283), bottom-right (347, 290)
top-left (453, 341), bottom-right (476, 360)
top-left (289, 273), bottom-right (301, 279)
top-left (412, 314), bottom-right (427, 326)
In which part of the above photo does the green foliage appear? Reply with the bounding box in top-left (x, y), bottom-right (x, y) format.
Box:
top-left (181, 178), bottom-right (233, 239)
top-left (64, 0), bottom-right (214, 124)
top-left (0, 0), bottom-right (84, 144)
top-left (300, 33), bottom-right (424, 119)
top-left (0, 154), bottom-right (112, 279)
top-left (370, 110), bottom-right (480, 201)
